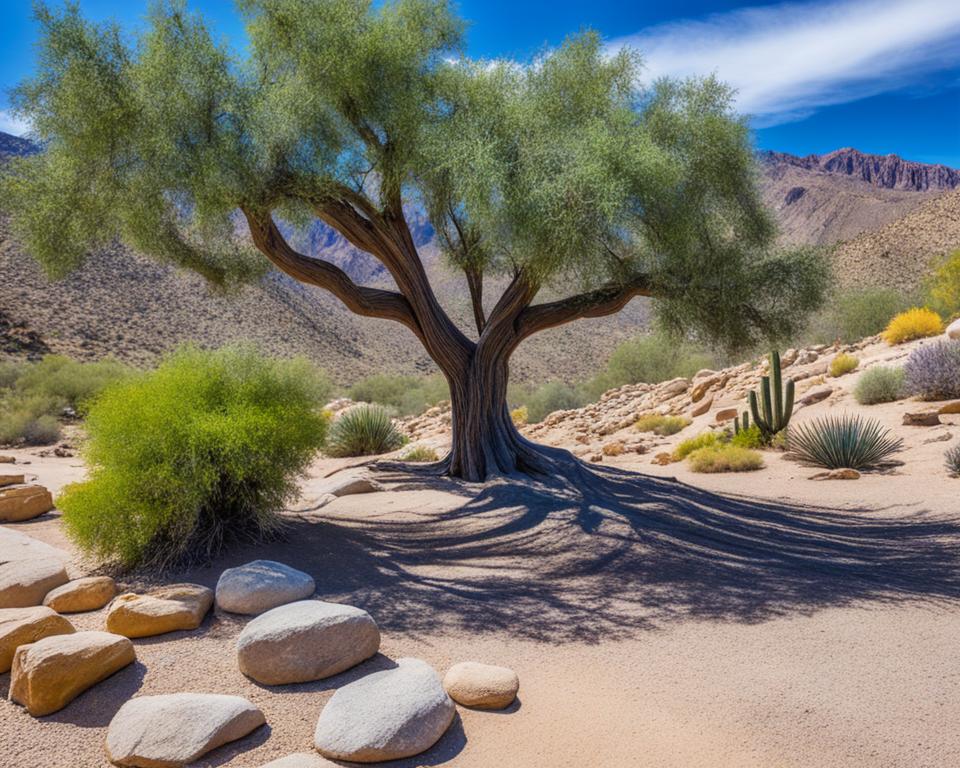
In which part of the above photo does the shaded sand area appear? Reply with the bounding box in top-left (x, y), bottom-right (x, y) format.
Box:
top-left (3, 446), bottom-right (960, 768)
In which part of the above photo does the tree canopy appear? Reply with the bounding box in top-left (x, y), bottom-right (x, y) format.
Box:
top-left (1, 0), bottom-right (830, 479)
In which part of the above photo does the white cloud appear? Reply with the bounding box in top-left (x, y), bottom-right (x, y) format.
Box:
top-left (609, 0), bottom-right (960, 126)
top-left (0, 110), bottom-right (31, 137)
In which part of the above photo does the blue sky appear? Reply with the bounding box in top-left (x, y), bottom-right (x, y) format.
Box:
top-left (1, 0), bottom-right (958, 165)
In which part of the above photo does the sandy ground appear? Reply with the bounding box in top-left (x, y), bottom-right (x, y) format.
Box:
top-left (3, 403), bottom-right (960, 768)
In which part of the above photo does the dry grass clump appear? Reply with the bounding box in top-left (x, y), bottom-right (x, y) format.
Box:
top-left (946, 444), bottom-right (960, 477)
top-left (635, 413), bottom-right (691, 436)
top-left (882, 308), bottom-right (943, 345)
top-left (688, 444), bottom-right (764, 473)
top-left (400, 444), bottom-right (440, 463)
top-left (672, 430), bottom-right (722, 461)
top-left (829, 353), bottom-right (859, 377)
top-left (602, 440), bottom-right (625, 457)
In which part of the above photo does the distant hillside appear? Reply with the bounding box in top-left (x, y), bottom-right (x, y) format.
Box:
top-left (0, 131), bottom-right (38, 158)
top-left (757, 148), bottom-right (956, 247)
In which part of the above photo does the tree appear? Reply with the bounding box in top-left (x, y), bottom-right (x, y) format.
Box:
top-left (2, 0), bottom-right (829, 481)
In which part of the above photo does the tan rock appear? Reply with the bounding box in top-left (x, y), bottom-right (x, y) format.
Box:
top-left (0, 474), bottom-right (25, 487)
top-left (811, 468), bottom-right (861, 481)
top-left (106, 584), bottom-right (213, 638)
top-left (0, 455), bottom-right (15, 463)
top-left (799, 387), bottom-right (832, 407)
top-left (0, 485), bottom-right (54, 522)
top-left (0, 606), bottom-right (75, 673)
top-left (690, 377), bottom-right (719, 403)
top-left (43, 576), bottom-right (116, 613)
top-left (903, 412), bottom-right (941, 427)
top-left (9, 630), bottom-right (135, 716)
top-left (0, 528), bottom-right (69, 609)
top-left (258, 755), bottom-right (338, 768)
top-left (690, 395), bottom-right (713, 418)
top-left (443, 661), bottom-right (519, 709)
top-left (938, 401), bottom-right (960, 415)
top-left (715, 408), bottom-right (738, 423)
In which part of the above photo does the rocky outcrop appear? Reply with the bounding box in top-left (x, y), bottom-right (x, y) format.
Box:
top-left (9, 630), bottom-right (135, 716)
top-left (216, 560), bottom-right (315, 615)
top-left (105, 693), bottom-right (266, 767)
top-left (314, 658), bottom-right (455, 762)
top-left (237, 600), bottom-right (380, 685)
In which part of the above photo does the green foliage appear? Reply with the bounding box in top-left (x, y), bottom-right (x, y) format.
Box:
top-left (672, 430), bottom-right (722, 461)
top-left (946, 444), bottom-right (960, 477)
top-left (787, 414), bottom-right (903, 470)
top-left (349, 373), bottom-right (448, 417)
top-left (509, 380), bottom-right (585, 423)
top-left (730, 424), bottom-right (764, 449)
top-left (58, 345), bottom-right (330, 570)
top-left (749, 351), bottom-right (795, 443)
top-left (829, 353), bottom-right (859, 378)
top-left (925, 250), bottom-right (960, 319)
top-left (584, 333), bottom-right (716, 400)
top-left (806, 287), bottom-right (909, 344)
top-left (326, 404), bottom-right (407, 457)
top-left (634, 414), bottom-right (690, 436)
top-left (400, 444), bottom-right (439, 463)
top-left (854, 366), bottom-right (904, 405)
top-left (0, 354), bottom-right (132, 446)
top-left (687, 444), bottom-right (764, 473)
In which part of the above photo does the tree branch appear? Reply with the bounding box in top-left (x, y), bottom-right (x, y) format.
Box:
top-left (241, 207), bottom-right (421, 335)
top-left (515, 275), bottom-right (651, 341)
top-left (465, 266), bottom-right (486, 335)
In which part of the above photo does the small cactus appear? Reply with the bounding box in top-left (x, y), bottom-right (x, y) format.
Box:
top-left (749, 351), bottom-right (795, 442)
top-left (734, 410), bottom-right (750, 435)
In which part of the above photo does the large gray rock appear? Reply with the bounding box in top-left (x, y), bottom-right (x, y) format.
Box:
top-left (216, 560), bottom-right (315, 615)
top-left (314, 657), bottom-right (455, 762)
top-left (237, 600), bottom-right (379, 685)
top-left (0, 528), bottom-right (69, 608)
top-left (106, 693), bottom-right (266, 768)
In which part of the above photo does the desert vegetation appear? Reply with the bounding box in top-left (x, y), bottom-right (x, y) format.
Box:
top-left (904, 339), bottom-right (960, 400)
top-left (882, 308), bottom-right (944, 345)
top-left (786, 414), bottom-right (903, 470)
top-left (854, 366), bottom-right (905, 405)
top-left (325, 404), bottom-right (407, 458)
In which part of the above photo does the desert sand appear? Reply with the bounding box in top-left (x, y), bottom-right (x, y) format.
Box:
top-left (2, 336), bottom-right (960, 767)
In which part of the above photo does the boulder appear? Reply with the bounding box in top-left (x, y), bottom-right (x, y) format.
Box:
top-left (0, 485), bottom-right (54, 522)
top-left (106, 584), bottom-right (213, 638)
top-left (318, 472), bottom-right (385, 498)
top-left (443, 661), bottom-right (519, 709)
top-left (0, 455), bottom-right (14, 463)
top-left (216, 560), bottom-right (315, 615)
top-left (237, 600), bottom-right (380, 685)
top-left (0, 606), bottom-right (75, 673)
top-left (690, 377), bottom-right (719, 403)
top-left (715, 408), bottom-right (738, 424)
top-left (9, 630), bottom-right (135, 716)
top-left (314, 657), bottom-right (455, 762)
top-left (903, 411), bottom-right (941, 427)
top-left (659, 378), bottom-right (690, 398)
top-left (811, 468), bottom-right (861, 481)
top-left (799, 386), bottom-right (832, 407)
top-left (105, 693), bottom-right (266, 768)
top-left (939, 401), bottom-right (960, 415)
top-left (0, 474), bottom-right (25, 487)
top-left (259, 755), bottom-right (338, 768)
top-left (43, 576), bottom-right (117, 613)
top-left (0, 528), bottom-right (69, 608)
top-left (690, 395), bottom-right (713, 418)
top-left (946, 317), bottom-right (960, 340)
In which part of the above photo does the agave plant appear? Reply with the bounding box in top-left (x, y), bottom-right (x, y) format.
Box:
top-left (326, 404), bottom-right (406, 458)
top-left (786, 414), bottom-right (903, 470)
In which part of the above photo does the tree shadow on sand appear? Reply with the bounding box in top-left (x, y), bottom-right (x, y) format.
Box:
top-left (195, 466), bottom-right (960, 645)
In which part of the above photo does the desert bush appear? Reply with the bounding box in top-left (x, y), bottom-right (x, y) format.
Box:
top-left (635, 414), bottom-right (691, 436)
top-left (326, 404), bottom-right (406, 458)
top-left (688, 444), bottom-right (764, 473)
top-left (925, 250), bottom-right (960, 319)
top-left (730, 423), bottom-right (764, 449)
top-left (806, 287), bottom-right (908, 344)
top-left (0, 392), bottom-right (64, 445)
top-left (882, 308), bottom-right (943, 345)
top-left (602, 440), bottom-right (625, 457)
top-left (0, 360), bottom-right (25, 390)
top-left (509, 380), bottom-right (585, 423)
top-left (786, 414), bottom-right (903, 470)
top-left (400, 445), bottom-right (440, 463)
top-left (14, 355), bottom-right (132, 412)
top-left (854, 366), bottom-right (905, 405)
top-left (58, 346), bottom-right (329, 570)
top-left (829, 353), bottom-right (859, 378)
top-left (946, 444), bottom-right (960, 477)
top-left (672, 430), bottom-right (722, 461)
top-left (903, 340), bottom-right (960, 400)
top-left (510, 406), bottom-right (529, 426)
top-left (349, 373), bottom-right (448, 416)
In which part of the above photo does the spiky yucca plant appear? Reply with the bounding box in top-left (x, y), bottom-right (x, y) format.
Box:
top-left (787, 414), bottom-right (903, 470)
top-left (946, 444), bottom-right (960, 477)
top-left (326, 405), bottom-right (406, 458)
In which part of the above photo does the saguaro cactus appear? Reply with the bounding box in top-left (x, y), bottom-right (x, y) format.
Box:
top-left (749, 351), bottom-right (795, 441)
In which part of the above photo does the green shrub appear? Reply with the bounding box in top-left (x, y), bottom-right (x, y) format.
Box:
top-left (509, 380), bottom-right (585, 423)
top-left (786, 414), bottom-right (903, 470)
top-left (688, 444), bottom-right (764, 473)
top-left (806, 287), bottom-right (908, 344)
top-left (925, 249), bottom-right (960, 319)
top-left (730, 424), bottom-right (764, 449)
top-left (672, 430), bottom-right (722, 461)
top-left (946, 444), bottom-right (960, 477)
top-left (326, 404), bottom-right (406, 458)
top-left (635, 414), bottom-right (691, 436)
top-left (349, 373), bottom-right (448, 416)
top-left (854, 366), bottom-right (904, 405)
top-left (0, 393), bottom-right (64, 445)
top-left (58, 346), bottom-right (329, 570)
top-left (0, 360), bottom-right (25, 390)
top-left (829, 353), bottom-right (859, 378)
top-left (400, 444), bottom-right (440, 463)
top-left (14, 355), bottom-right (132, 412)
